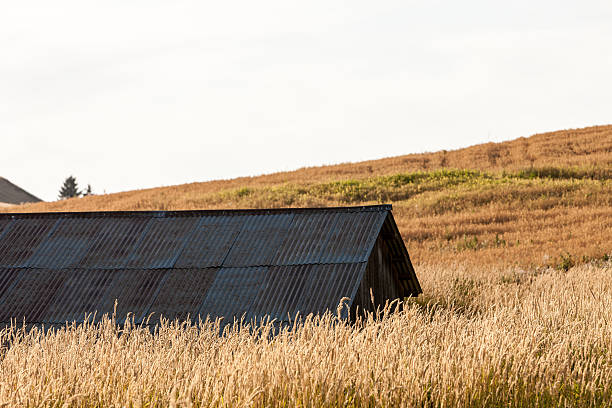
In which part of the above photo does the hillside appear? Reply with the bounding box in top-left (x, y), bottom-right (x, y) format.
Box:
top-left (0, 177), bottom-right (41, 205)
top-left (3, 125), bottom-right (611, 268)
top-left (1, 125), bottom-right (611, 407)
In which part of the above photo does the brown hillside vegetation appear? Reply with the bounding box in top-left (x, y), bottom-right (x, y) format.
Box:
top-left (1, 125), bottom-right (612, 407)
top-left (4, 125), bottom-right (612, 268)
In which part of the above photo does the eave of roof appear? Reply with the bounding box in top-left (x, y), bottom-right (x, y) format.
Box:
top-left (0, 204), bottom-right (392, 219)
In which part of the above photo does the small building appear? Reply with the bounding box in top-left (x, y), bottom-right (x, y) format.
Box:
top-left (0, 177), bottom-right (41, 206)
top-left (0, 205), bottom-right (420, 328)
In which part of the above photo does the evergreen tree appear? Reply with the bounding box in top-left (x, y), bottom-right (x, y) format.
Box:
top-left (58, 176), bottom-right (81, 200)
top-left (83, 184), bottom-right (93, 196)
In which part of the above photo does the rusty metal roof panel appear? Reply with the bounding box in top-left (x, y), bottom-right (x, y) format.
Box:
top-left (78, 217), bottom-right (151, 269)
top-left (173, 216), bottom-right (243, 268)
top-left (24, 218), bottom-right (106, 269)
top-left (0, 218), bottom-right (59, 267)
top-left (95, 269), bottom-right (169, 324)
top-left (249, 265), bottom-right (308, 322)
top-left (41, 268), bottom-right (117, 324)
top-left (249, 263), bottom-right (365, 322)
top-left (0, 268), bottom-right (70, 323)
top-left (296, 263), bottom-right (364, 318)
top-left (125, 217), bottom-right (199, 269)
top-left (145, 268), bottom-right (219, 325)
top-left (222, 214), bottom-right (294, 267)
top-left (0, 267), bottom-right (21, 305)
top-left (271, 210), bottom-right (386, 265)
top-left (0, 218), bottom-right (13, 239)
top-left (321, 211), bottom-right (387, 264)
top-left (270, 212), bottom-right (340, 265)
top-left (197, 266), bottom-right (268, 322)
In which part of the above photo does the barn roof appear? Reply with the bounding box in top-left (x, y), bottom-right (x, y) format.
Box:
top-left (0, 205), bottom-right (420, 327)
top-left (0, 177), bottom-right (41, 205)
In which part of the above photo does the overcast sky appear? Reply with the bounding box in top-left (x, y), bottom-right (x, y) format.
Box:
top-left (2, 1), bottom-right (611, 201)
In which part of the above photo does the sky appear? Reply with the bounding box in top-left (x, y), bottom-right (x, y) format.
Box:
top-left (2, 1), bottom-right (611, 201)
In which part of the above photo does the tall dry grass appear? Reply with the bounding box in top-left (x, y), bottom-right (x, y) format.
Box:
top-left (1, 262), bottom-right (611, 407)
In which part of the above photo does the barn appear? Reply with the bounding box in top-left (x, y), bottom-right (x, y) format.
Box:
top-left (0, 205), bottom-right (420, 328)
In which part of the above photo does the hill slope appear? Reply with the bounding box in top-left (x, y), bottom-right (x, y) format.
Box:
top-left (3, 125), bottom-right (611, 268)
top-left (0, 177), bottom-right (41, 205)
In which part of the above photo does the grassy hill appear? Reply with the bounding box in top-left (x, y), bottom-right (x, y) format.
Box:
top-left (4, 125), bottom-right (611, 269)
top-left (1, 125), bottom-right (611, 407)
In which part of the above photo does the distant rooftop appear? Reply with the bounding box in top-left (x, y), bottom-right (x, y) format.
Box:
top-left (0, 177), bottom-right (41, 205)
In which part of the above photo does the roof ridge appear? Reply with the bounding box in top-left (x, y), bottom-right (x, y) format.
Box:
top-left (0, 204), bottom-right (392, 219)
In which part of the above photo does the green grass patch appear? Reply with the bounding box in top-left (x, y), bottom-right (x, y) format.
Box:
top-left (211, 167), bottom-right (611, 213)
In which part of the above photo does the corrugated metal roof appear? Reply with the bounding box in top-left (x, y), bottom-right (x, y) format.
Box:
top-left (98, 269), bottom-right (169, 324)
top-left (0, 267), bottom-right (21, 305)
top-left (146, 268), bottom-right (218, 325)
top-left (249, 263), bottom-right (364, 322)
top-left (78, 217), bottom-right (151, 269)
top-left (0, 218), bottom-right (59, 267)
top-left (24, 218), bottom-right (106, 269)
top-left (174, 215), bottom-right (242, 268)
top-left (198, 266), bottom-right (269, 322)
top-left (0, 218), bottom-right (12, 238)
top-left (223, 213), bottom-right (295, 267)
top-left (0, 268), bottom-right (69, 323)
top-left (270, 211), bottom-right (386, 265)
top-left (42, 268), bottom-right (116, 324)
top-left (125, 217), bottom-right (200, 269)
top-left (0, 205), bottom-right (420, 327)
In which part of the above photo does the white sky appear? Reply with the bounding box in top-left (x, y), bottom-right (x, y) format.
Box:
top-left (2, 1), bottom-right (611, 201)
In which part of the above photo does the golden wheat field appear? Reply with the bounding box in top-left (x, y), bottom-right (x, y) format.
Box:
top-left (1, 125), bottom-right (611, 407)
top-left (1, 262), bottom-right (611, 407)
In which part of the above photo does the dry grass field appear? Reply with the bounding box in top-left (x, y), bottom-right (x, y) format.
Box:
top-left (1, 125), bottom-right (611, 407)
top-left (1, 262), bottom-right (611, 407)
